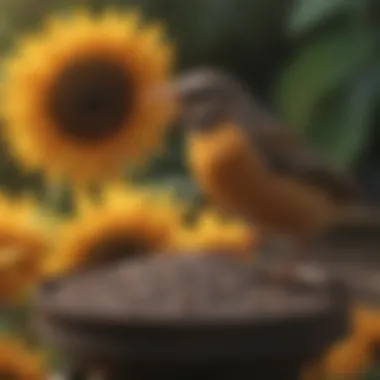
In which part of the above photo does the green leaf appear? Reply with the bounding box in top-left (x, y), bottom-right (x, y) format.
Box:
top-left (307, 73), bottom-right (377, 169)
top-left (364, 364), bottom-right (380, 380)
top-left (275, 22), bottom-right (374, 134)
top-left (288, 0), bottom-right (350, 35)
top-left (147, 175), bottom-right (201, 202)
top-left (76, 0), bottom-right (290, 66)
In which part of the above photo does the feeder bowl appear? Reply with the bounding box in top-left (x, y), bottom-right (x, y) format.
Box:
top-left (36, 253), bottom-right (350, 380)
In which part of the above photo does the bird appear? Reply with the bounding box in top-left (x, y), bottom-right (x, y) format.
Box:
top-left (154, 67), bottom-right (365, 281)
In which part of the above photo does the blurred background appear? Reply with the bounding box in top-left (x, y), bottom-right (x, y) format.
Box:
top-left (1, 2), bottom-right (380, 378)
top-left (0, 0), bottom-right (379, 211)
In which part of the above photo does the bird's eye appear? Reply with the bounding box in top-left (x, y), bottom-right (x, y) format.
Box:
top-left (186, 88), bottom-right (217, 104)
top-left (182, 92), bottom-right (199, 104)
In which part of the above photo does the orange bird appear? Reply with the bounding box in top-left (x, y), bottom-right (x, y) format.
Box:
top-left (157, 67), bottom-right (363, 279)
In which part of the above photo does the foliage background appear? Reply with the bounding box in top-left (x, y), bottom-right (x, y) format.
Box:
top-left (0, 0), bottom-right (379, 213)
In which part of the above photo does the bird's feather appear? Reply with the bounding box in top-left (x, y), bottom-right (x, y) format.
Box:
top-left (236, 95), bottom-right (363, 203)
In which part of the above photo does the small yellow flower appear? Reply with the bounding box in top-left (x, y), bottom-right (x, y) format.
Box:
top-left (175, 208), bottom-right (256, 256)
top-left (0, 196), bottom-right (48, 303)
top-left (45, 185), bottom-right (185, 277)
top-left (355, 306), bottom-right (380, 342)
top-left (0, 338), bottom-right (46, 380)
top-left (323, 337), bottom-right (371, 378)
top-left (2, 9), bottom-right (176, 185)
top-left (321, 305), bottom-right (380, 378)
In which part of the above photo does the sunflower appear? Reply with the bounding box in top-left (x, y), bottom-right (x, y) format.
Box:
top-left (44, 185), bottom-right (185, 277)
top-left (2, 9), bottom-right (176, 184)
top-left (354, 306), bottom-right (380, 343)
top-left (0, 196), bottom-right (48, 303)
top-left (0, 338), bottom-right (46, 380)
top-left (175, 209), bottom-right (257, 256)
top-left (321, 305), bottom-right (380, 378)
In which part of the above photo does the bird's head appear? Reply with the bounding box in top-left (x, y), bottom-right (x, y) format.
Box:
top-left (154, 67), bottom-right (246, 133)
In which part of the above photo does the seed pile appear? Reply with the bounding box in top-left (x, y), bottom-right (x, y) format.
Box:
top-left (305, 260), bottom-right (380, 306)
top-left (41, 254), bottom-right (329, 322)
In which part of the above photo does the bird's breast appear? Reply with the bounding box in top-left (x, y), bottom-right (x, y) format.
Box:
top-left (186, 123), bottom-right (335, 236)
top-left (186, 122), bottom-right (269, 206)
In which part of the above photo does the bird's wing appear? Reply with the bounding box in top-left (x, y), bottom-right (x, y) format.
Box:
top-left (239, 100), bottom-right (363, 203)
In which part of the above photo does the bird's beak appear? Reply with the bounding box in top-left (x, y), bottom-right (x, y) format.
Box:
top-left (149, 81), bottom-right (181, 105)
top-left (148, 81), bottom-right (184, 123)
top-left (151, 82), bottom-right (180, 102)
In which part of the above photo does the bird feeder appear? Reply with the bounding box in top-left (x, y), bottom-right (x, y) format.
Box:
top-left (36, 253), bottom-right (350, 380)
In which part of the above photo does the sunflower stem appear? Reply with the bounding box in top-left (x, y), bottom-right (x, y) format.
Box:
top-left (44, 183), bottom-right (65, 214)
top-left (73, 185), bottom-right (93, 215)
top-left (0, 302), bottom-right (29, 337)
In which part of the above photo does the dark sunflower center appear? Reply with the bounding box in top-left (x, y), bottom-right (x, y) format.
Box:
top-left (86, 237), bottom-right (150, 268)
top-left (47, 57), bottom-right (133, 142)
